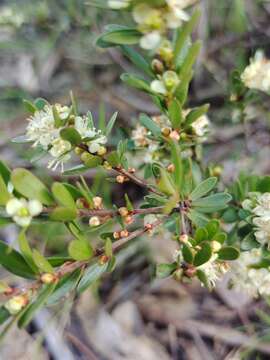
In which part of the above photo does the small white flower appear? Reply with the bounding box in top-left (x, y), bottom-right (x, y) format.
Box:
top-left (191, 115), bottom-right (210, 137)
top-left (131, 125), bottom-right (150, 147)
top-left (6, 198), bottom-right (42, 227)
top-left (26, 104), bottom-right (70, 149)
top-left (197, 255), bottom-right (228, 288)
top-left (108, 0), bottom-right (130, 9)
top-left (74, 116), bottom-right (97, 139)
top-left (140, 31), bottom-right (162, 50)
top-left (230, 248), bottom-right (270, 297)
top-left (241, 50), bottom-right (270, 93)
top-left (88, 135), bottom-right (107, 154)
top-left (165, 0), bottom-right (195, 27)
top-left (150, 79), bottom-right (167, 95)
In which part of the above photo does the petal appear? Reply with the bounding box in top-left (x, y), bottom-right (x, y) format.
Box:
top-left (6, 198), bottom-right (23, 216)
top-left (14, 216), bottom-right (31, 227)
top-left (150, 80), bottom-right (167, 95)
top-left (28, 199), bottom-right (43, 216)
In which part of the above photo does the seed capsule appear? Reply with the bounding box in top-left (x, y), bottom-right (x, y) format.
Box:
top-left (113, 231), bottom-right (120, 240)
top-left (161, 127), bottom-right (171, 137)
top-left (124, 215), bottom-right (133, 225)
top-left (99, 255), bottom-right (109, 265)
top-left (179, 234), bottom-right (189, 243)
top-left (169, 130), bottom-right (180, 141)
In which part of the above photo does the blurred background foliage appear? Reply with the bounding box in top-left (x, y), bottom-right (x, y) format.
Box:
top-left (0, 0), bottom-right (270, 359)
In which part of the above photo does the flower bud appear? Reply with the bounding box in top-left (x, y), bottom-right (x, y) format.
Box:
top-left (180, 132), bottom-right (187, 140)
top-left (211, 241), bottom-right (222, 253)
top-left (74, 147), bottom-right (84, 155)
top-left (128, 167), bottom-right (136, 174)
top-left (167, 164), bottom-right (175, 173)
top-left (173, 269), bottom-right (183, 281)
top-left (159, 45), bottom-right (173, 64)
top-left (5, 295), bottom-right (28, 315)
top-left (113, 231), bottom-right (120, 240)
top-left (99, 255), bottom-right (109, 265)
top-left (169, 130), bottom-right (180, 141)
top-left (81, 151), bottom-right (92, 164)
top-left (179, 234), bottom-right (189, 243)
top-left (93, 196), bottom-right (103, 209)
top-left (116, 175), bottom-right (126, 184)
top-left (41, 273), bottom-right (56, 284)
top-left (212, 166), bottom-right (222, 177)
top-left (163, 71), bottom-right (179, 91)
top-left (89, 216), bottom-right (100, 227)
top-left (97, 146), bottom-right (107, 156)
top-left (103, 161), bottom-right (112, 170)
top-left (124, 215), bottom-right (134, 225)
top-left (151, 59), bottom-right (164, 74)
top-left (120, 229), bottom-right (129, 238)
top-left (161, 127), bottom-right (171, 137)
top-left (118, 207), bottom-right (129, 217)
top-left (185, 266), bottom-right (197, 278)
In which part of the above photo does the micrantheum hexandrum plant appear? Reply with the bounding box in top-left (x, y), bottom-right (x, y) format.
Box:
top-left (0, 0), bottom-right (270, 334)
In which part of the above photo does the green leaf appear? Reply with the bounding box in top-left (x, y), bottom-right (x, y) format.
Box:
top-left (47, 256), bottom-right (73, 267)
top-left (218, 246), bottom-right (240, 260)
top-left (32, 250), bottom-right (54, 273)
top-left (193, 242), bottom-right (212, 266)
top-left (105, 112), bottom-right (118, 137)
top-left (77, 262), bottom-right (108, 293)
top-left (47, 269), bottom-right (82, 305)
top-left (121, 73), bottom-right (153, 94)
top-left (194, 227), bottom-right (208, 243)
top-left (23, 99), bottom-right (37, 114)
top-left (105, 238), bottom-right (113, 258)
top-left (139, 113), bottom-right (161, 138)
top-left (196, 269), bottom-right (210, 289)
top-left (241, 232), bottom-right (260, 251)
top-left (63, 164), bottom-right (89, 176)
top-left (0, 240), bottom-right (36, 279)
top-left (82, 153), bottom-right (103, 168)
top-left (49, 207), bottom-right (78, 222)
top-left (68, 240), bottom-right (93, 261)
top-left (11, 168), bottom-right (54, 206)
top-left (174, 69), bottom-right (193, 105)
top-left (182, 244), bottom-right (193, 264)
top-left (0, 307), bottom-right (10, 325)
top-left (96, 28), bottom-right (141, 48)
top-left (169, 141), bottom-right (183, 193)
top-left (120, 45), bottom-right (154, 77)
top-left (168, 99), bottom-right (183, 129)
top-left (157, 168), bottom-right (176, 196)
top-left (187, 209), bottom-right (209, 227)
top-left (156, 263), bottom-right (177, 278)
top-left (0, 175), bottom-right (11, 205)
top-left (192, 193), bottom-right (232, 212)
top-left (205, 220), bottom-right (219, 239)
top-left (0, 160), bottom-right (11, 184)
top-left (34, 98), bottom-right (49, 110)
top-left (179, 40), bottom-right (201, 78)
top-left (106, 151), bottom-right (120, 167)
top-left (214, 232), bottom-right (227, 244)
top-left (52, 105), bottom-right (63, 128)
top-left (60, 127), bottom-right (81, 145)
top-left (174, 9), bottom-right (201, 67)
top-left (18, 283), bottom-right (56, 328)
top-left (52, 182), bottom-right (76, 209)
top-left (124, 193), bottom-right (134, 211)
top-left (185, 104), bottom-right (210, 127)
top-left (18, 230), bottom-right (39, 274)
top-left (257, 176), bottom-right (270, 193)
top-left (190, 177), bottom-right (217, 201)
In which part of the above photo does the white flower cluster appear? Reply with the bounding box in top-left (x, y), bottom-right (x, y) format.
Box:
top-left (230, 248), bottom-right (270, 297)
top-left (0, 6), bottom-right (24, 27)
top-left (26, 105), bottom-right (107, 172)
top-left (6, 198), bottom-right (42, 227)
top-left (197, 254), bottom-right (228, 288)
top-left (241, 51), bottom-right (270, 93)
top-left (242, 192), bottom-right (270, 247)
top-left (131, 1), bottom-right (196, 50)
